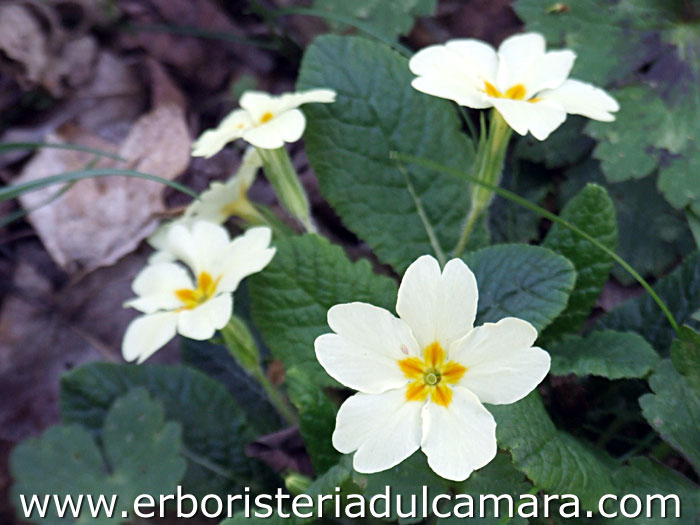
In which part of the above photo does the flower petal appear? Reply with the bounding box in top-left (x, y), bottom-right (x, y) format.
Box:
top-left (177, 293), bottom-right (232, 340)
top-left (409, 43), bottom-right (493, 109)
top-left (490, 97), bottom-right (566, 140)
top-left (122, 312), bottom-right (178, 363)
top-left (167, 221), bottom-right (230, 276)
top-left (191, 109), bottom-right (252, 158)
top-left (125, 262), bottom-right (193, 313)
top-left (420, 386), bottom-right (497, 481)
top-left (333, 390), bottom-right (423, 474)
top-left (242, 109), bottom-right (306, 149)
top-left (496, 33), bottom-right (546, 93)
top-left (525, 49), bottom-right (576, 95)
top-left (239, 91), bottom-right (275, 122)
top-left (450, 317), bottom-right (550, 405)
top-left (315, 302), bottom-right (420, 393)
top-left (538, 79), bottom-right (619, 122)
top-left (277, 88), bottom-right (337, 112)
top-left (396, 256), bottom-right (478, 350)
top-left (217, 226), bottom-right (275, 292)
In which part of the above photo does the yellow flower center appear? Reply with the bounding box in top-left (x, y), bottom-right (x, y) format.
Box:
top-left (483, 81), bottom-right (540, 103)
top-left (174, 271), bottom-right (221, 310)
top-left (398, 342), bottom-right (467, 407)
top-left (260, 111), bottom-right (274, 124)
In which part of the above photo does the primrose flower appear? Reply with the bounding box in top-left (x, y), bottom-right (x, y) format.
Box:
top-left (192, 89), bottom-right (336, 156)
top-left (409, 32), bottom-right (619, 140)
top-left (147, 148), bottom-right (262, 261)
top-left (122, 222), bottom-right (275, 363)
top-left (315, 255), bottom-right (550, 481)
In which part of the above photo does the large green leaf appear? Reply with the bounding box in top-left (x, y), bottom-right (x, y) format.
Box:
top-left (310, 0), bottom-right (435, 41)
top-left (249, 234), bottom-right (398, 386)
top-left (639, 360), bottom-right (700, 472)
top-left (514, 0), bottom-right (660, 85)
top-left (560, 162), bottom-right (694, 284)
top-left (463, 244), bottom-right (576, 333)
top-left (60, 363), bottom-right (262, 497)
top-left (489, 392), bottom-right (617, 510)
top-left (611, 458), bottom-right (700, 524)
top-left (596, 252), bottom-right (700, 353)
top-left (286, 367), bottom-right (340, 474)
top-left (543, 184), bottom-right (617, 339)
top-left (298, 35), bottom-right (479, 273)
top-left (549, 330), bottom-right (659, 379)
top-left (11, 389), bottom-right (186, 524)
top-left (671, 325), bottom-right (700, 391)
top-left (438, 454), bottom-right (531, 525)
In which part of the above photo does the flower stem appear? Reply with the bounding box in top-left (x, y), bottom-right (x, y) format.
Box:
top-left (453, 110), bottom-right (512, 258)
top-left (257, 146), bottom-right (316, 233)
top-left (221, 318), bottom-right (297, 426)
top-left (392, 153), bottom-right (682, 336)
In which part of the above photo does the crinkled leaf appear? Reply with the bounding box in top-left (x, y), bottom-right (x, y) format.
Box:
top-left (298, 35), bottom-right (480, 273)
top-left (489, 392), bottom-right (617, 510)
top-left (249, 234), bottom-right (397, 386)
top-left (514, 117), bottom-right (594, 170)
top-left (560, 162), bottom-right (693, 284)
top-left (611, 457), bottom-right (700, 524)
top-left (543, 184), bottom-right (617, 339)
top-left (181, 338), bottom-right (281, 435)
top-left (359, 452), bottom-right (451, 524)
top-left (549, 330), bottom-right (659, 379)
top-left (286, 366), bottom-right (339, 474)
top-left (437, 454), bottom-right (531, 525)
top-left (311, 0), bottom-right (436, 40)
top-left (514, 0), bottom-right (661, 85)
top-left (640, 360), bottom-right (700, 472)
top-left (596, 252), bottom-right (700, 354)
top-left (489, 163), bottom-right (552, 245)
top-left (463, 244), bottom-right (576, 333)
top-left (671, 325), bottom-right (700, 391)
top-left (60, 363), bottom-right (262, 497)
top-left (11, 389), bottom-right (186, 524)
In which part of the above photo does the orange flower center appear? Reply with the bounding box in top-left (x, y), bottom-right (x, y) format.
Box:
top-left (398, 342), bottom-right (467, 408)
top-left (483, 82), bottom-right (540, 103)
top-left (174, 271), bottom-right (221, 310)
top-left (260, 111), bottom-right (274, 124)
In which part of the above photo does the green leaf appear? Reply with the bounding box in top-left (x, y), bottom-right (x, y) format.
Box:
top-left (560, 162), bottom-right (694, 284)
top-left (286, 367), bottom-right (340, 474)
top-left (463, 244), bottom-right (576, 333)
top-left (310, 0), bottom-right (435, 41)
top-left (639, 360), bottom-right (700, 472)
top-left (10, 388), bottom-right (185, 524)
top-left (549, 330), bottom-right (659, 379)
top-left (543, 184), bottom-right (617, 339)
top-left (249, 234), bottom-right (397, 386)
top-left (437, 454), bottom-right (531, 525)
top-left (489, 392), bottom-right (617, 510)
top-left (671, 325), bottom-right (700, 391)
top-left (514, 0), bottom-right (660, 85)
top-left (181, 338), bottom-right (281, 435)
top-left (60, 363), bottom-right (262, 497)
top-left (298, 35), bottom-right (479, 273)
top-left (488, 164), bottom-right (552, 245)
top-left (597, 252), bottom-right (700, 353)
top-left (514, 116), bottom-right (594, 170)
top-left (611, 458), bottom-right (700, 524)
top-left (359, 452), bottom-right (451, 524)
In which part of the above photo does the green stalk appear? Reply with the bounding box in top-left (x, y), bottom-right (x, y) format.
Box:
top-left (392, 152), bottom-right (682, 336)
top-left (453, 110), bottom-right (513, 257)
top-left (257, 147), bottom-right (316, 233)
top-left (221, 318), bottom-right (297, 426)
